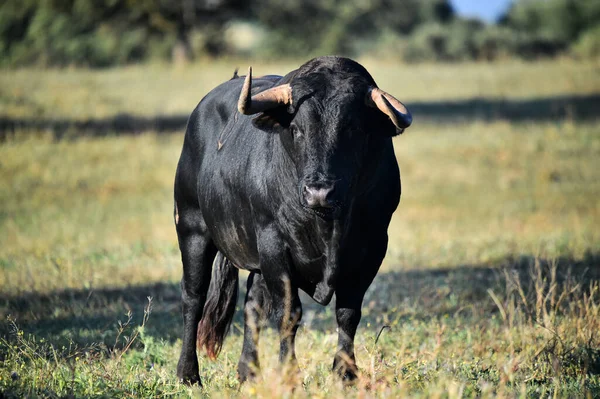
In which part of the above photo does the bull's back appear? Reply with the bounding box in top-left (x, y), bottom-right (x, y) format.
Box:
top-left (177, 75), bottom-right (284, 269)
top-left (176, 75), bottom-right (281, 199)
top-left (185, 76), bottom-right (279, 155)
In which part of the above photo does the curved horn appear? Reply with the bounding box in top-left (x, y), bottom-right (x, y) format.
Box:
top-left (238, 67), bottom-right (292, 115)
top-left (366, 87), bottom-right (412, 131)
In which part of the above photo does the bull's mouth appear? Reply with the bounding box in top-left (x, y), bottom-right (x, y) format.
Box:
top-left (302, 205), bottom-right (340, 220)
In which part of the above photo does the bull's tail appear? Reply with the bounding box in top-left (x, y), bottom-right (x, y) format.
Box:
top-left (197, 251), bottom-right (239, 359)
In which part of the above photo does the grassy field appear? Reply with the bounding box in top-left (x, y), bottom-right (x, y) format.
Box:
top-left (1, 59), bottom-right (599, 397)
top-left (1, 59), bottom-right (599, 121)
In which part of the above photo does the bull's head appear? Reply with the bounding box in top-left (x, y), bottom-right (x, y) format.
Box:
top-left (237, 58), bottom-right (412, 219)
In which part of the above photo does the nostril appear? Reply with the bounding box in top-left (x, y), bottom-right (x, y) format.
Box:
top-left (303, 185), bottom-right (334, 208)
top-left (303, 185), bottom-right (317, 207)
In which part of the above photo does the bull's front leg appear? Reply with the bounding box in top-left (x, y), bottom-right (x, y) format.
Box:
top-left (268, 275), bottom-right (302, 366)
top-left (258, 228), bottom-right (303, 371)
top-left (333, 234), bottom-right (387, 382)
top-left (263, 271), bottom-right (302, 367)
top-left (332, 289), bottom-right (362, 382)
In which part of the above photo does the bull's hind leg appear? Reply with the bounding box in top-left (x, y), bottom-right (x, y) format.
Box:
top-left (237, 272), bottom-right (269, 383)
top-left (175, 202), bottom-right (217, 386)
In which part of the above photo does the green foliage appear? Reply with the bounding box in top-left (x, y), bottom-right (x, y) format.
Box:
top-left (0, 0), bottom-right (158, 67)
top-left (503, 0), bottom-right (598, 42)
top-left (0, 0), bottom-right (249, 67)
top-left (1, 0), bottom-right (599, 65)
top-left (404, 19), bottom-right (485, 62)
top-left (401, 0), bottom-right (600, 62)
top-left (571, 24), bottom-right (600, 59)
top-left (254, 0), bottom-right (456, 58)
top-left (473, 25), bottom-right (520, 61)
top-left (0, 0), bottom-right (460, 65)
top-left (500, 0), bottom-right (600, 59)
top-left (403, 23), bottom-right (446, 62)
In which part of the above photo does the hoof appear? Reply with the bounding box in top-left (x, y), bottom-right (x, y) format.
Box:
top-left (341, 369), bottom-right (358, 384)
top-left (237, 361), bottom-right (258, 384)
top-left (333, 356), bottom-right (358, 384)
top-left (179, 373), bottom-right (202, 387)
top-left (177, 359), bottom-right (202, 387)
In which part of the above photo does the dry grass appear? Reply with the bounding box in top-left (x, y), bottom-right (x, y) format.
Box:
top-left (1, 59), bottom-right (599, 397)
top-left (385, 120), bottom-right (600, 270)
top-left (1, 58), bottom-right (598, 120)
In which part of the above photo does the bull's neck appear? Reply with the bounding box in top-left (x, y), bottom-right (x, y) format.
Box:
top-left (270, 135), bottom-right (347, 304)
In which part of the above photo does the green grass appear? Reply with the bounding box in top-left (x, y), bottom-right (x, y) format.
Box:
top-left (1, 58), bottom-right (598, 120)
top-left (1, 59), bottom-right (600, 397)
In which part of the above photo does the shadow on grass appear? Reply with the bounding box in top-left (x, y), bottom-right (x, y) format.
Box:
top-left (1, 94), bottom-right (599, 139)
top-left (408, 94), bottom-right (600, 124)
top-left (1, 252), bottom-right (598, 358)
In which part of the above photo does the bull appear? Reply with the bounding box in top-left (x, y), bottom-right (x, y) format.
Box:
top-left (174, 56), bottom-right (412, 385)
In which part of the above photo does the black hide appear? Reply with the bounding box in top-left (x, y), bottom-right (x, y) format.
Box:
top-left (174, 56), bottom-right (406, 385)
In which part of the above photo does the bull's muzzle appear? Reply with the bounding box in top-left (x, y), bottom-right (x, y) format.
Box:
top-left (300, 177), bottom-right (342, 220)
top-left (303, 184), bottom-right (335, 209)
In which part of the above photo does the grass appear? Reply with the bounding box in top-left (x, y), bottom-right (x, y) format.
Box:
top-left (1, 58), bottom-right (598, 121)
top-left (1, 59), bottom-right (600, 397)
top-left (386, 120), bottom-right (600, 270)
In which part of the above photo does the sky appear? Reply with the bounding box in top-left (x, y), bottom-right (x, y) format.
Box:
top-left (449, 0), bottom-right (513, 23)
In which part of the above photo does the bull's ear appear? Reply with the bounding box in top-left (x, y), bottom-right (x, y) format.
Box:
top-left (252, 107), bottom-right (293, 133)
top-left (383, 119), bottom-right (406, 137)
top-left (369, 108), bottom-right (404, 137)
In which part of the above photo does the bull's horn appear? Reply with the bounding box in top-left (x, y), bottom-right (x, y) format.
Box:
top-left (366, 87), bottom-right (412, 131)
top-left (238, 66), bottom-right (292, 115)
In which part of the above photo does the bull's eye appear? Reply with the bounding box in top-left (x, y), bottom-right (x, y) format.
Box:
top-left (291, 125), bottom-right (303, 141)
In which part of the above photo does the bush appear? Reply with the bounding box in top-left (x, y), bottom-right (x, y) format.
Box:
top-left (0, 0), bottom-right (598, 66)
top-left (403, 20), bottom-right (484, 62)
top-left (403, 23), bottom-right (446, 62)
top-left (513, 32), bottom-right (567, 60)
top-left (360, 32), bottom-right (407, 61)
top-left (502, 0), bottom-right (599, 44)
top-left (0, 0), bottom-right (163, 67)
top-left (472, 26), bottom-right (518, 61)
top-left (571, 25), bottom-right (600, 59)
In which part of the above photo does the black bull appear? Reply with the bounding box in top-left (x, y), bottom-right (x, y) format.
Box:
top-left (174, 56), bottom-right (412, 385)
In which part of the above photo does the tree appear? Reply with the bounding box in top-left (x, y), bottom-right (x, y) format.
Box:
top-left (252, 0), bottom-right (455, 57)
top-left (0, 0), bottom-right (251, 67)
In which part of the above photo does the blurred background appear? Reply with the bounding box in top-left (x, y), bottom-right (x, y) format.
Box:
top-left (1, 0), bottom-right (599, 66)
top-left (1, 0), bottom-right (600, 397)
